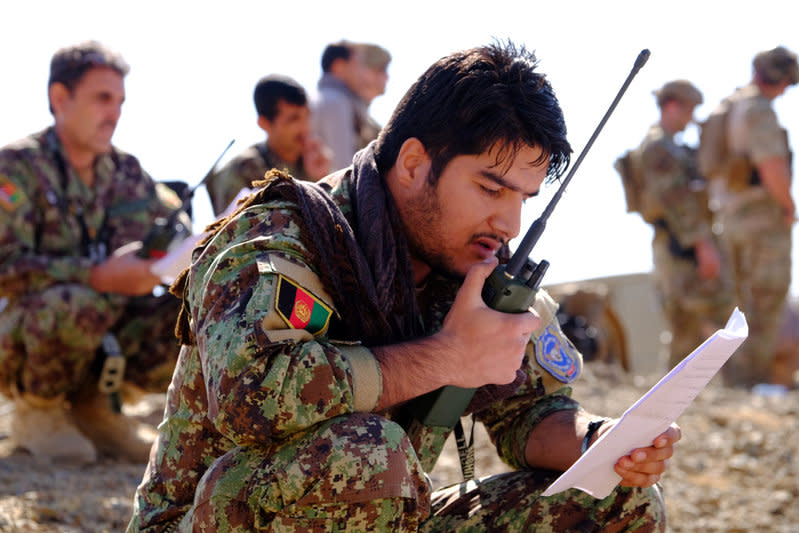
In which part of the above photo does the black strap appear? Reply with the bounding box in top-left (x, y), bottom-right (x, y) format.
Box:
top-left (47, 130), bottom-right (112, 261)
top-left (254, 142), bottom-right (274, 171)
top-left (581, 418), bottom-right (610, 454)
top-left (453, 415), bottom-right (476, 481)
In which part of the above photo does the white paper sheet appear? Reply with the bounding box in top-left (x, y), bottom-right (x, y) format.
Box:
top-left (542, 307), bottom-right (748, 499)
top-left (150, 187), bottom-right (253, 284)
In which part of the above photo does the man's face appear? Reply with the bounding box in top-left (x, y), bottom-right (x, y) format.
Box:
top-left (263, 100), bottom-right (311, 163)
top-left (401, 144), bottom-right (549, 279)
top-left (356, 66), bottom-right (388, 104)
top-left (53, 66), bottom-right (125, 157)
top-left (341, 49), bottom-right (370, 95)
top-left (677, 102), bottom-right (697, 132)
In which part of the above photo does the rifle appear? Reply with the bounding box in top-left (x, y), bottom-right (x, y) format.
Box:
top-left (413, 50), bottom-right (651, 428)
top-left (137, 139), bottom-right (235, 259)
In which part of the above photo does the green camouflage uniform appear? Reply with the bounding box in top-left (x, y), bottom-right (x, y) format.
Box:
top-left (711, 83), bottom-right (793, 385)
top-left (0, 128), bottom-right (185, 399)
top-left (636, 124), bottom-right (734, 367)
top-left (129, 164), bottom-right (665, 531)
top-left (205, 142), bottom-right (310, 216)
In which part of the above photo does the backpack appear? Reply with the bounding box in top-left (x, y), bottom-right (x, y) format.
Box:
top-left (697, 99), bottom-right (731, 178)
top-left (614, 148), bottom-right (646, 217)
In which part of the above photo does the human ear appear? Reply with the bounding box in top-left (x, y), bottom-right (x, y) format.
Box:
top-left (395, 138), bottom-right (431, 188)
top-left (257, 115), bottom-right (273, 135)
top-left (48, 83), bottom-right (69, 115)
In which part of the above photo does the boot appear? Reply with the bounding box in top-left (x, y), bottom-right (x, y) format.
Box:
top-left (70, 386), bottom-right (156, 463)
top-left (10, 389), bottom-right (97, 465)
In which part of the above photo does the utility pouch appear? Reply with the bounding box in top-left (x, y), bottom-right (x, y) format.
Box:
top-left (614, 150), bottom-right (644, 215)
top-left (98, 333), bottom-right (125, 394)
top-left (727, 156), bottom-right (754, 192)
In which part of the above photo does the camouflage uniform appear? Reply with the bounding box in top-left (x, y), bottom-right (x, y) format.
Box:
top-left (129, 166), bottom-right (665, 531)
top-left (636, 123), bottom-right (734, 367)
top-left (205, 142), bottom-right (312, 216)
top-left (711, 82), bottom-right (793, 385)
top-left (0, 128), bottom-right (184, 399)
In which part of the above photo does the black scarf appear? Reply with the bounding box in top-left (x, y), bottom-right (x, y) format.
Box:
top-left (173, 144), bottom-right (421, 347)
top-left (172, 144), bottom-right (522, 418)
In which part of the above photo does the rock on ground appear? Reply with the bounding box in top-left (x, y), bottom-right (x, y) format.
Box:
top-left (1, 364), bottom-right (797, 532)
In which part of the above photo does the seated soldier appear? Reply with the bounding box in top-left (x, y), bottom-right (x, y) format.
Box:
top-left (129, 41), bottom-right (678, 531)
top-left (0, 40), bottom-right (189, 464)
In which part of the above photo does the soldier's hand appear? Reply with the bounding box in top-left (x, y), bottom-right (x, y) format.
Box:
top-left (437, 256), bottom-right (540, 388)
top-left (782, 206), bottom-right (796, 227)
top-left (695, 238), bottom-right (721, 280)
top-left (304, 136), bottom-right (332, 182)
top-left (89, 241), bottom-right (162, 295)
top-left (613, 423), bottom-right (681, 487)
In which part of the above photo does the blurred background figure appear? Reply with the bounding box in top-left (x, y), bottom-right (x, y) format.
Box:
top-left (0, 40), bottom-right (188, 464)
top-left (205, 74), bottom-right (330, 216)
top-left (353, 42), bottom-right (391, 107)
top-left (615, 80), bottom-right (734, 370)
top-left (700, 46), bottom-right (799, 387)
top-left (312, 40), bottom-right (390, 171)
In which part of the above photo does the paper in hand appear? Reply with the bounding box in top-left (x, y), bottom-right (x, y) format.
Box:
top-left (542, 308), bottom-right (748, 499)
top-left (150, 187), bottom-right (253, 284)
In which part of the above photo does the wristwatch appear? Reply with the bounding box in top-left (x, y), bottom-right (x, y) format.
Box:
top-left (581, 418), bottom-right (610, 454)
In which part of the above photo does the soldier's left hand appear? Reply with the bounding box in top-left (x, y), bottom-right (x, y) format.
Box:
top-left (613, 423), bottom-right (681, 487)
top-left (89, 241), bottom-right (162, 295)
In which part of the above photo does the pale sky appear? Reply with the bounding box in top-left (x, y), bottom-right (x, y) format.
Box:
top-left (3, 0), bottom-right (799, 295)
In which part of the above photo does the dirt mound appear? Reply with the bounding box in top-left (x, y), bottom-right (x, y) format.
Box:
top-left (1, 366), bottom-right (797, 532)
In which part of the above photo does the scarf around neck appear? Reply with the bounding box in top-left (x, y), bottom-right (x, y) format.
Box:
top-left (172, 143), bottom-right (421, 347)
top-left (171, 144), bottom-right (523, 417)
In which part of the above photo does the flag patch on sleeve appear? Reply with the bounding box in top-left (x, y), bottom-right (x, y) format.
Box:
top-left (0, 175), bottom-right (23, 212)
top-left (275, 274), bottom-right (333, 336)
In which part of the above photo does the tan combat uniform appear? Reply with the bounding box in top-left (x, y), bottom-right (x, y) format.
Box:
top-left (634, 124), bottom-right (734, 367)
top-left (710, 83), bottom-right (793, 385)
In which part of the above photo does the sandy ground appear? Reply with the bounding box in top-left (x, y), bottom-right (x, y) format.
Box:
top-left (1, 363), bottom-right (797, 532)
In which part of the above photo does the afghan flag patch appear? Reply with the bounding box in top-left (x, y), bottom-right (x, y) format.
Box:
top-left (275, 274), bottom-right (333, 336)
top-left (0, 175), bottom-right (23, 212)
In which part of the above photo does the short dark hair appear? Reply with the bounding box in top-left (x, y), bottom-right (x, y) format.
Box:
top-left (48, 40), bottom-right (129, 91)
top-left (253, 74), bottom-right (308, 120)
top-left (321, 41), bottom-right (353, 73)
top-left (374, 40), bottom-right (571, 184)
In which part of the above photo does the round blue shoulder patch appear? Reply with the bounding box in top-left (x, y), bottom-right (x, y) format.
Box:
top-left (535, 324), bottom-right (581, 383)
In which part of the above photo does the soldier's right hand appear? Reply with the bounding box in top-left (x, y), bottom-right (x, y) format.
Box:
top-left (304, 136), bottom-right (332, 182)
top-left (89, 241), bottom-right (162, 296)
top-left (435, 256), bottom-right (540, 388)
top-left (695, 238), bottom-right (721, 280)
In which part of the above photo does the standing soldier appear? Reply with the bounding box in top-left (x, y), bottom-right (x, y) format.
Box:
top-left (699, 47), bottom-right (799, 387)
top-left (0, 41), bottom-right (189, 463)
top-left (311, 40), bottom-right (389, 171)
top-left (615, 80), bottom-right (734, 369)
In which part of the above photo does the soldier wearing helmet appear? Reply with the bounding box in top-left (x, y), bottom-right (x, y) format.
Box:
top-left (616, 79), bottom-right (734, 369)
top-left (703, 46), bottom-right (799, 387)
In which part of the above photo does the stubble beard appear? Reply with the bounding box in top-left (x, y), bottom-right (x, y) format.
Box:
top-left (401, 178), bottom-right (464, 282)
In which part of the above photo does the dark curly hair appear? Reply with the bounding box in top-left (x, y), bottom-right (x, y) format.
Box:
top-left (374, 40), bottom-right (571, 185)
